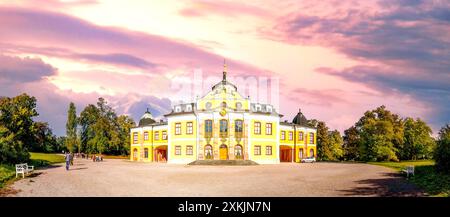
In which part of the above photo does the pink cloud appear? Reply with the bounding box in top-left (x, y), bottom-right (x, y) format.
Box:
top-left (0, 7), bottom-right (271, 78)
top-left (179, 0), bottom-right (269, 18)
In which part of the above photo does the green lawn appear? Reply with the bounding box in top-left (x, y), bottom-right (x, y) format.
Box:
top-left (0, 152), bottom-right (65, 189)
top-left (0, 164), bottom-right (15, 188)
top-left (29, 152), bottom-right (65, 167)
top-left (369, 160), bottom-right (450, 197)
top-left (368, 160), bottom-right (435, 171)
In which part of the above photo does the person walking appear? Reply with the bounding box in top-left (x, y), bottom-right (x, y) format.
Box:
top-left (70, 152), bottom-right (74, 166)
top-left (65, 152), bottom-right (71, 171)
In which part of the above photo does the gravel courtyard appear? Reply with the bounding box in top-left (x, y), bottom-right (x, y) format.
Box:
top-left (6, 159), bottom-right (424, 197)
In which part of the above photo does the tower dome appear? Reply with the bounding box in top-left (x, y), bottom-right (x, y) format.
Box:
top-left (292, 108), bottom-right (308, 126)
top-left (138, 108), bottom-right (156, 127)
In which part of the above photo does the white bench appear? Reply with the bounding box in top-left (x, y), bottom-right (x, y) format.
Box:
top-left (402, 165), bottom-right (414, 178)
top-left (15, 163), bottom-right (34, 178)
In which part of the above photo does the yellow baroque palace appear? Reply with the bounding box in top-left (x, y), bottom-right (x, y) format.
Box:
top-left (130, 67), bottom-right (317, 164)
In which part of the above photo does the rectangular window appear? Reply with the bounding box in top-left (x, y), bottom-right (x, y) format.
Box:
top-left (175, 146), bottom-right (181, 155)
top-left (162, 131), bottom-right (167, 140)
top-left (289, 131), bottom-right (293, 141)
top-left (266, 146), bottom-right (272, 155)
top-left (281, 131), bottom-right (286, 140)
top-left (299, 132), bottom-right (304, 141)
top-left (154, 131), bottom-right (159, 140)
top-left (143, 132), bottom-right (149, 141)
top-left (309, 132), bottom-right (314, 144)
top-left (235, 120), bottom-right (243, 133)
top-left (254, 146), bottom-right (261, 155)
top-left (175, 123), bottom-right (181, 135)
top-left (254, 122), bottom-right (261, 134)
top-left (186, 145), bottom-right (193, 155)
top-left (186, 122), bottom-right (193, 134)
top-left (205, 120), bottom-right (213, 133)
top-left (220, 120), bottom-right (228, 133)
top-left (265, 123), bottom-right (272, 135)
top-left (133, 132), bottom-right (138, 144)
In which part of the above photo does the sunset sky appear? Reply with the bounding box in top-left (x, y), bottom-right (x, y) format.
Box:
top-left (0, 0), bottom-right (449, 136)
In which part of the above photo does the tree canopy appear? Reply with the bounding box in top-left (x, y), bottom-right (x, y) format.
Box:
top-left (77, 98), bottom-right (135, 155)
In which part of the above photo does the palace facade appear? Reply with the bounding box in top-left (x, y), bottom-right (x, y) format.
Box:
top-left (130, 66), bottom-right (317, 164)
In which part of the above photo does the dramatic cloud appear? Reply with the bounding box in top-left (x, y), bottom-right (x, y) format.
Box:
top-left (267, 0), bottom-right (450, 130)
top-left (0, 54), bottom-right (57, 83)
top-left (0, 7), bottom-right (270, 78)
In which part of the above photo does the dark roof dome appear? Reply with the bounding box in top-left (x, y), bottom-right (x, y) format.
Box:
top-left (138, 108), bottom-right (156, 127)
top-left (292, 108), bottom-right (308, 126)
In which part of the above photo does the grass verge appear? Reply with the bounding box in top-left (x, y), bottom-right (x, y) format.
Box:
top-left (369, 160), bottom-right (449, 197)
top-left (29, 152), bottom-right (65, 167)
top-left (0, 152), bottom-right (65, 189)
top-left (0, 164), bottom-right (15, 188)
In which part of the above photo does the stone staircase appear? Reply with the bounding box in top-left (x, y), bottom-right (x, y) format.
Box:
top-left (187, 160), bottom-right (259, 166)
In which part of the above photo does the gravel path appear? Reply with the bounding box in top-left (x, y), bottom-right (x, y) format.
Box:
top-left (5, 159), bottom-right (424, 197)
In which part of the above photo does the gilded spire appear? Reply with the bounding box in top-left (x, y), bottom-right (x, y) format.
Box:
top-left (223, 59), bottom-right (227, 81)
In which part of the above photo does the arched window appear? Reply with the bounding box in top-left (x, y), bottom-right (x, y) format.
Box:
top-left (144, 148), bottom-right (149, 159)
top-left (310, 149), bottom-right (314, 157)
top-left (133, 148), bottom-right (138, 161)
top-left (221, 101), bottom-right (227, 108)
top-left (235, 145), bottom-right (243, 159)
top-left (204, 145), bottom-right (213, 160)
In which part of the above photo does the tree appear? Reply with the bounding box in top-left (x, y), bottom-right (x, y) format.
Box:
top-left (79, 98), bottom-right (135, 155)
top-left (316, 121), bottom-right (330, 161)
top-left (328, 130), bottom-right (344, 160)
top-left (343, 126), bottom-right (360, 161)
top-left (0, 94), bottom-right (37, 163)
top-left (435, 124), bottom-right (450, 173)
top-left (316, 121), bottom-right (343, 161)
top-left (117, 115), bottom-right (136, 155)
top-left (402, 118), bottom-right (435, 160)
top-left (79, 104), bottom-right (99, 154)
top-left (65, 102), bottom-right (78, 152)
top-left (33, 122), bottom-right (58, 153)
top-left (355, 105), bottom-right (400, 161)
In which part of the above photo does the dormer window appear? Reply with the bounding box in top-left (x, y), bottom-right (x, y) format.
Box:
top-left (255, 104), bottom-right (261, 112)
top-left (186, 104), bottom-right (192, 112)
top-left (205, 102), bottom-right (212, 110)
top-left (175, 106), bottom-right (181, 113)
top-left (236, 102), bottom-right (242, 110)
top-left (266, 105), bottom-right (272, 113)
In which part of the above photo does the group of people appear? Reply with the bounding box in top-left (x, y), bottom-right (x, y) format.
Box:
top-left (63, 151), bottom-right (104, 171)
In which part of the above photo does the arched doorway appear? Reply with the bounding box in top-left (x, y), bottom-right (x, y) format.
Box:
top-left (280, 145), bottom-right (293, 162)
top-left (154, 145), bottom-right (167, 162)
top-left (299, 148), bottom-right (303, 160)
top-left (235, 145), bottom-right (243, 160)
top-left (204, 145), bottom-right (213, 160)
top-left (133, 148), bottom-right (138, 161)
top-left (219, 144), bottom-right (228, 160)
top-left (144, 148), bottom-right (149, 159)
top-left (310, 149), bottom-right (315, 158)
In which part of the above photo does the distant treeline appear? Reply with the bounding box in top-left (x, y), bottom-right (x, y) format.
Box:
top-left (309, 105), bottom-right (449, 172)
top-left (65, 98), bottom-right (135, 156)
